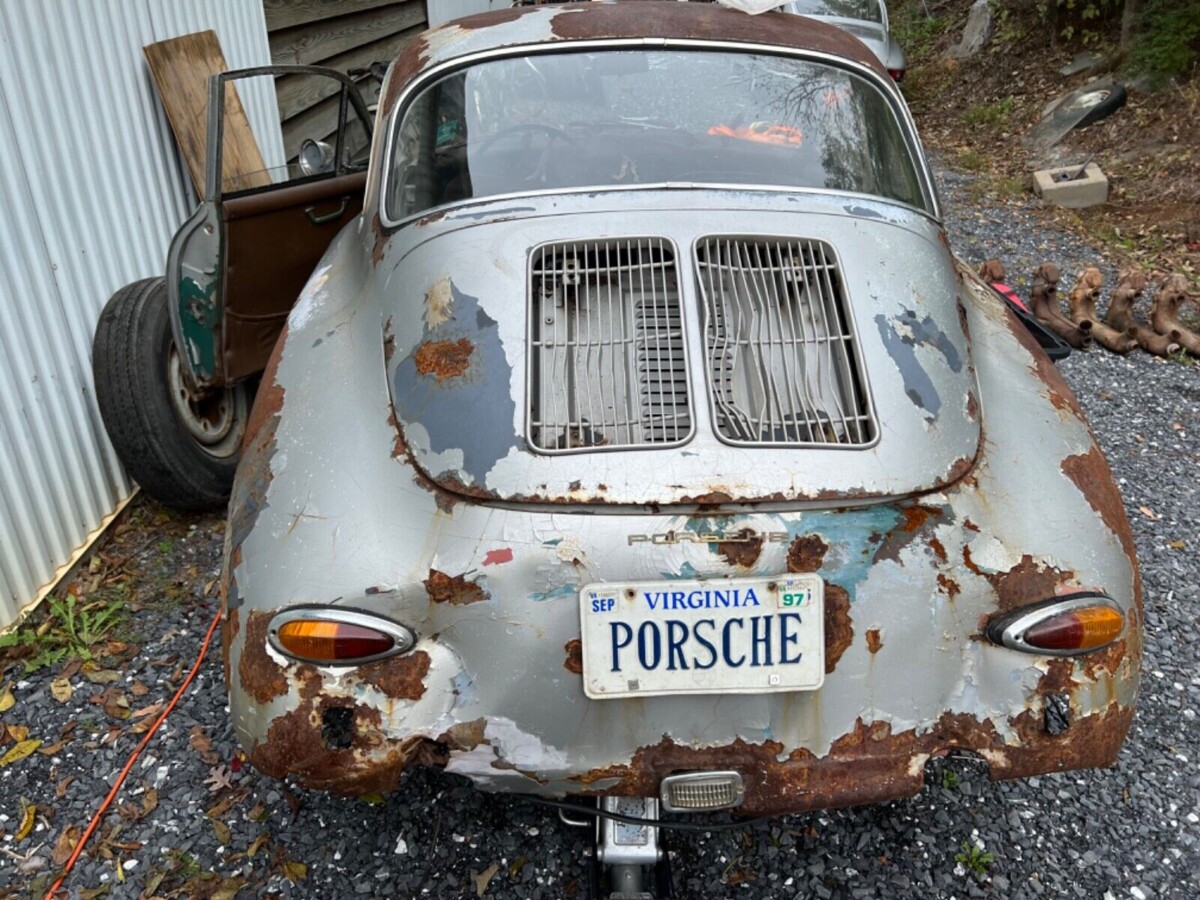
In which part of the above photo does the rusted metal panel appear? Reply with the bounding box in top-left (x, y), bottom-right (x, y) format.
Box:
top-left (222, 211), bottom-right (1139, 809)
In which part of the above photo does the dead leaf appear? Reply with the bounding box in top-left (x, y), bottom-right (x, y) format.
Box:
top-left (53, 824), bottom-right (80, 866)
top-left (190, 725), bottom-right (213, 754)
top-left (131, 700), bottom-right (165, 720)
top-left (247, 832), bottom-right (270, 858)
top-left (50, 678), bottom-right (73, 703)
top-left (38, 739), bottom-right (70, 756)
top-left (212, 877), bottom-right (247, 900)
top-left (1139, 505), bottom-right (1160, 520)
top-left (129, 679), bottom-right (149, 697)
top-left (474, 862), bottom-right (500, 897)
top-left (79, 886), bottom-right (110, 899)
top-left (0, 683), bottom-right (14, 714)
top-left (102, 690), bottom-right (130, 720)
top-left (282, 860), bottom-right (307, 882)
top-left (210, 817), bottom-right (231, 845)
top-left (207, 791), bottom-right (240, 818)
top-left (56, 775), bottom-right (75, 799)
top-left (6, 724), bottom-right (30, 742)
top-left (60, 658), bottom-right (83, 680)
top-left (82, 668), bottom-right (121, 685)
top-left (1168, 540), bottom-right (1186, 549)
top-left (142, 788), bottom-right (159, 816)
top-left (16, 801), bottom-right (36, 840)
top-left (247, 802), bottom-right (268, 822)
top-left (118, 801), bottom-right (143, 822)
top-left (0, 739), bottom-right (42, 767)
top-left (205, 765), bottom-right (235, 793)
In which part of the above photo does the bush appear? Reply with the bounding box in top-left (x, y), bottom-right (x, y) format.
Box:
top-left (1127, 0), bottom-right (1200, 86)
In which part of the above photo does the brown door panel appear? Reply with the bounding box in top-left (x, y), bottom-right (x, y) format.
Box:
top-left (220, 171), bottom-right (367, 381)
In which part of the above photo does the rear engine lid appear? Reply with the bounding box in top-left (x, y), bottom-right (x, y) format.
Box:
top-left (382, 201), bottom-right (980, 508)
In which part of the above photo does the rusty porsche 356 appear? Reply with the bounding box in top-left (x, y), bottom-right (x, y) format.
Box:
top-left (208, 4), bottom-right (1136, 896)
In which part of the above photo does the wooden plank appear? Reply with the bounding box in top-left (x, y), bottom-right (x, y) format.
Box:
top-left (264, 0), bottom-right (401, 32)
top-left (143, 30), bottom-right (269, 195)
top-left (275, 25), bottom-right (424, 121)
top-left (270, 2), bottom-right (426, 66)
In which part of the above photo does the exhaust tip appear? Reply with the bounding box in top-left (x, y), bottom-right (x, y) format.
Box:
top-left (660, 771), bottom-right (744, 812)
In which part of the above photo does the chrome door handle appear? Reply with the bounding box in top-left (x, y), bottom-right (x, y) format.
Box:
top-left (306, 198), bottom-right (348, 224)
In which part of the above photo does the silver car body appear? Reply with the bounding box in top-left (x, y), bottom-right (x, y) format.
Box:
top-left (783, 0), bottom-right (907, 75)
top-left (222, 3), bottom-right (1139, 815)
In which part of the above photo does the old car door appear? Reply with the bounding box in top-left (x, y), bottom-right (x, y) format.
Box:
top-left (167, 65), bottom-right (372, 391)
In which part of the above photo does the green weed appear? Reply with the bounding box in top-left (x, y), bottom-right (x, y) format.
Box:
top-left (0, 593), bottom-right (127, 672)
top-left (956, 840), bottom-right (995, 876)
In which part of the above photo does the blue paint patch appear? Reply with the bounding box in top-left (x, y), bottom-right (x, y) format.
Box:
top-left (875, 312), bottom-right (946, 421)
top-left (530, 584), bottom-right (578, 602)
top-left (772, 508), bottom-right (903, 603)
top-left (391, 282), bottom-right (520, 484)
top-left (542, 538), bottom-right (563, 547)
top-left (452, 672), bottom-right (478, 706)
top-left (845, 204), bottom-right (883, 219)
top-left (659, 561), bottom-right (701, 580)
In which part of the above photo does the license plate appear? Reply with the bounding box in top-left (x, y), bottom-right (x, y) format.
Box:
top-left (579, 575), bottom-right (825, 699)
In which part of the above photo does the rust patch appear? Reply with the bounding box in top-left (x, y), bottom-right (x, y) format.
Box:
top-left (928, 537), bottom-right (948, 562)
top-left (371, 212), bottom-right (389, 266)
top-left (379, 33), bottom-right (430, 117)
top-left (242, 323), bottom-right (287, 453)
top-left (936, 573), bottom-right (961, 600)
top-left (865, 628), bottom-right (882, 655)
top-left (563, 639), bottom-right (583, 675)
top-left (424, 569), bottom-right (488, 605)
top-left (1081, 638), bottom-right (1130, 682)
top-left (963, 518), bottom-right (981, 533)
top-left (955, 297), bottom-right (972, 341)
top-left (221, 605), bottom-right (240, 689)
top-left (441, 718), bottom-right (487, 752)
top-left (238, 610), bottom-right (288, 705)
top-left (358, 650), bottom-right (431, 701)
top-left (873, 504), bottom-right (947, 564)
top-left (413, 338), bottom-right (473, 380)
top-left (1060, 447), bottom-right (1143, 616)
top-left (715, 528), bottom-right (764, 568)
top-left (965, 391), bottom-right (979, 421)
top-left (987, 555), bottom-right (1077, 615)
top-left (546, 3), bottom-right (887, 76)
top-left (571, 702), bottom-right (1132, 817)
top-left (786, 535), bottom-right (828, 573)
top-left (383, 316), bottom-right (396, 364)
top-left (824, 585), bottom-right (852, 674)
top-left (249, 694), bottom-right (444, 795)
top-left (962, 545), bottom-right (984, 575)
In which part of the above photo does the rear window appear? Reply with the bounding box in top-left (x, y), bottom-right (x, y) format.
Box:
top-left (385, 49), bottom-right (924, 221)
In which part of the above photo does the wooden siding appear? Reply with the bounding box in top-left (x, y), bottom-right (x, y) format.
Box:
top-left (264, 0), bottom-right (427, 158)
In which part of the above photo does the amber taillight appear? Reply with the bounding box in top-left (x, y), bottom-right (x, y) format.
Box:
top-left (268, 609), bottom-right (415, 665)
top-left (985, 593), bottom-right (1125, 656)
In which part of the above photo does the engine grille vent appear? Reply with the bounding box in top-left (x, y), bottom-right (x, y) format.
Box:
top-left (695, 237), bottom-right (876, 447)
top-left (528, 238), bottom-right (693, 453)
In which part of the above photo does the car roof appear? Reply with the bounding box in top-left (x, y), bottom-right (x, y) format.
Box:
top-left (380, 0), bottom-right (890, 116)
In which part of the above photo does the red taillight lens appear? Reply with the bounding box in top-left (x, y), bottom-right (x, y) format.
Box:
top-left (276, 620), bottom-right (395, 663)
top-left (888, 69), bottom-right (905, 83)
top-left (1023, 607), bottom-right (1125, 652)
top-left (986, 594), bottom-right (1125, 656)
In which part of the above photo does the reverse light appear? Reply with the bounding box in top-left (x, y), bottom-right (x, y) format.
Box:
top-left (985, 593), bottom-right (1124, 656)
top-left (269, 608), bottom-right (415, 665)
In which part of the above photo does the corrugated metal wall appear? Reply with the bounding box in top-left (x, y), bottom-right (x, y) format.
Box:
top-left (0, 0), bottom-right (280, 628)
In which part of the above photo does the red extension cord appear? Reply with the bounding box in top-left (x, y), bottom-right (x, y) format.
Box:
top-left (44, 607), bottom-right (222, 899)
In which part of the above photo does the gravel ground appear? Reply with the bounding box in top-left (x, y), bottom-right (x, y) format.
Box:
top-left (2, 166), bottom-right (1198, 900)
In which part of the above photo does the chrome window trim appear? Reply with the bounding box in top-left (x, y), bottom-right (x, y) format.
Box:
top-left (267, 606), bottom-right (417, 667)
top-left (377, 37), bottom-right (940, 230)
top-left (525, 235), bottom-right (697, 455)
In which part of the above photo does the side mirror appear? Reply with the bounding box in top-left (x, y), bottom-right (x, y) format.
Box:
top-left (298, 139), bottom-right (335, 177)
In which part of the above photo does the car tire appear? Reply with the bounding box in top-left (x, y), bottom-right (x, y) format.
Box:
top-left (93, 277), bottom-right (250, 510)
top-left (1063, 83), bottom-right (1127, 128)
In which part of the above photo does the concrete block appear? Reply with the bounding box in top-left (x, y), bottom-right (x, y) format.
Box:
top-left (1032, 163), bottom-right (1109, 209)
